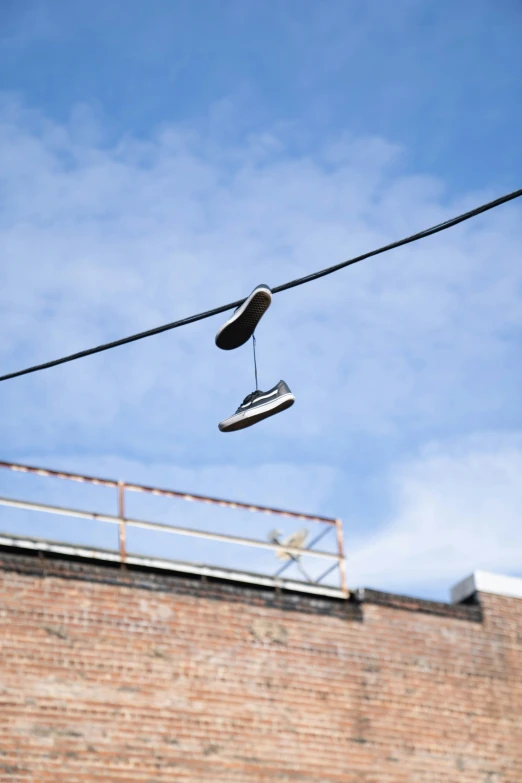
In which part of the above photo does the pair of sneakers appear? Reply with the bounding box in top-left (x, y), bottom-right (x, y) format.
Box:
top-left (216, 285), bottom-right (295, 432)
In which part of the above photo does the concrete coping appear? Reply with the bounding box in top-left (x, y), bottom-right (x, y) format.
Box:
top-left (451, 570), bottom-right (522, 604)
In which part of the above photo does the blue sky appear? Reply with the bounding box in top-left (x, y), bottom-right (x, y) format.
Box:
top-left (0, 0), bottom-right (521, 599)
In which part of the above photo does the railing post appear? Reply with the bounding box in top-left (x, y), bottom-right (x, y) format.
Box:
top-left (118, 481), bottom-right (126, 567)
top-left (335, 518), bottom-right (348, 597)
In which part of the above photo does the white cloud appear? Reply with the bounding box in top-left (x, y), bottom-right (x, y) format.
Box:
top-left (1, 98), bottom-right (520, 445)
top-left (348, 433), bottom-right (522, 598)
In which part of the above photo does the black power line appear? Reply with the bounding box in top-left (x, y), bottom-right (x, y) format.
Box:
top-left (1, 187), bottom-right (521, 384)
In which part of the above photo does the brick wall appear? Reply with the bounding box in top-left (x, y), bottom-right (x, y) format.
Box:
top-left (0, 548), bottom-right (521, 783)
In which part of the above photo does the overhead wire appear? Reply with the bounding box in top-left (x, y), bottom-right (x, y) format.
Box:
top-left (0, 187), bottom-right (521, 384)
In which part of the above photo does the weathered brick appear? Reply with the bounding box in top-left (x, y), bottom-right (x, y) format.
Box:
top-left (0, 547), bottom-right (520, 782)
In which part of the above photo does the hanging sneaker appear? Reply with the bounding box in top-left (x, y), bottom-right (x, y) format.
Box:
top-left (219, 381), bottom-right (295, 432)
top-left (215, 284), bottom-right (272, 350)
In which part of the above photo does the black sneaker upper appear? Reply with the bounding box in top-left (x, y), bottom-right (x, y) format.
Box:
top-left (236, 381), bottom-right (291, 412)
top-left (218, 380), bottom-right (294, 432)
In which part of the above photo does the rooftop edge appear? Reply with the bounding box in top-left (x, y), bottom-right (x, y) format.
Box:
top-left (0, 534), bottom-right (483, 621)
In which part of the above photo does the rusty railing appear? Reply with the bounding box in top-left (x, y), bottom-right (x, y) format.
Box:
top-left (0, 460), bottom-right (348, 597)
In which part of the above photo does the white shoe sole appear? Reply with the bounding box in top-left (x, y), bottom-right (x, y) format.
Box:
top-left (219, 393), bottom-right (295, 432)
top-left (215, 285), bottom-right (272, 350)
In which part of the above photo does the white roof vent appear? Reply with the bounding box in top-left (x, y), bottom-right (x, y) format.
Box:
top-left (451, 571), bottom-right (522, 604)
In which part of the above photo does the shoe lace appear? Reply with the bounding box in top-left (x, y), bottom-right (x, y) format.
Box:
top-left (237, 390), bottom-right (262, 411)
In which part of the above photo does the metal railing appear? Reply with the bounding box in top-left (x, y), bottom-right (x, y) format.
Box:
top-left (0, 461), bottom-right (348, 597)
